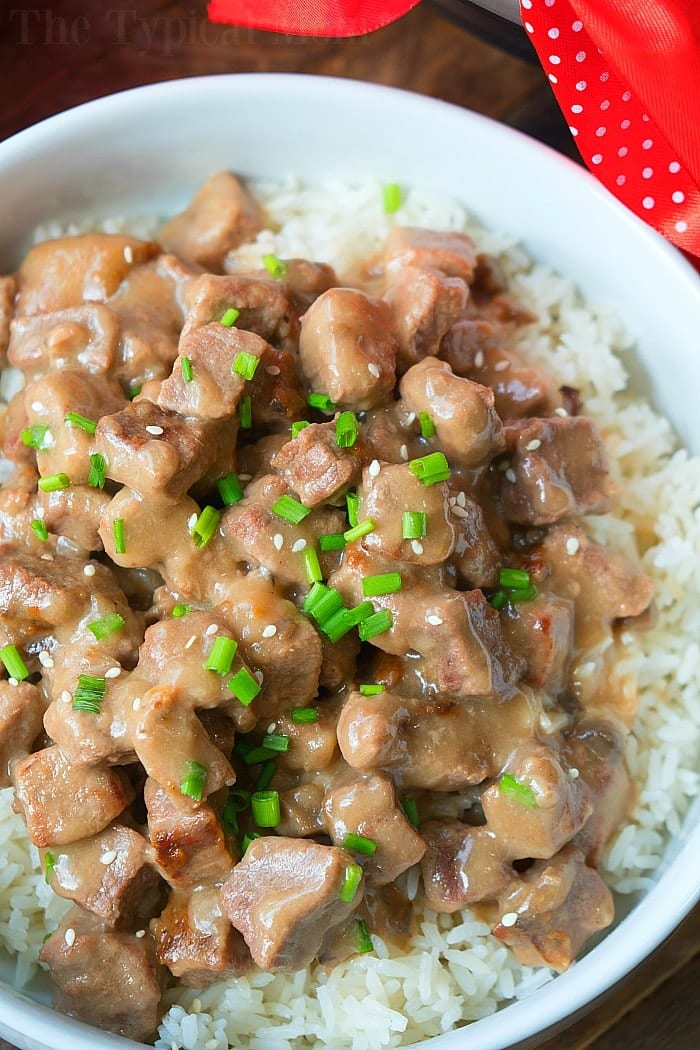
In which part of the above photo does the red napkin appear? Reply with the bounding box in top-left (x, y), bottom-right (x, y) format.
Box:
top-left (207, 0), bottom-right (700, 259)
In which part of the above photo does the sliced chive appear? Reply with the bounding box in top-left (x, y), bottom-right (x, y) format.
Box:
top-left (343, 832), bottom-right (377, 856)
top-left (232, 350), bottom-right (260, 381)
top-left (321, 608), bottom-right (356, 644)
top-left (359, 683), bottom-right (385, 696)
top-left (303, 548), bottom-right (322, 584)
top-left (339, 863), bottom-right (363, 903)
top-left (358, 609), bottom-right (393, 641)
top-left (255, 759), bottom-right (276, 791)
top-left (241, 831), bottom-right (261, 854)
top-left (362, 572), bottom-right (402, 598)
top-left (172, 604), bottom-right (191, 618)
top-left (38, 473), bottom-right (70, 493)
top-left (64, 412), bottom-right (97, 435)
top-left (88, 613), bottom-right (126, 641)
top-left (191, 506), bottom-right (220, 549)
top-left (498, 568), bottom-right (531, 591)
top-left (307, 392), bottom-right (335, 413)
top-left (21, 425), bottom-right (51, 451)
top-left (302, 582), bottom-right (344, 625)
top-left (220, 307), bottom-right (240, 327)
top-left (418, 411), bottom-right (436, 439)
top-left (88, 453), bottom-right (107, 490)
top-left (291, 420), bottom-right (310, 439)
top-left (228, 666), bottom-right (261, 706)
top-left (128, 385), bottom-right (142, 400)
top-left (262, 734), bottom-right (290, 753)
top-left (0, 644), bottom-right (29, 681)
top-left (382, 182), bottom-right (402, 214)
top-left (291, 706), bottom-right (319, 724)
top-left (181, 356), bottom-right (194, 382)
top-left (409, 452), bottom-right (451, 485)
top-left (44, 851), bottom-right (56, 885)
top-left (489, 590), bottom-right (507, 611)
top-left (263, 253), bottom-right (287, 280)
top-left (344, 519), bottom-right (375, 544)
top-left (345, 601), bottom-right (374, 627)
top-left (498, 773), bottom-right (538, 808)
top-left (402, 799), bottom-right (420, 827)
top-left (31, 519), bottom-right (49, 542)
top-left (510, 583), bottom-right (538, 603)
top-left (241, 745), bottom-right (274, 765)
top-left (336, 411), bottom-right (359, 449)
top-left (272, 494), bottom-right (311, 525)
top-left (346, 492), bottom-right (359, 528)
top-left (205, 636), bottom-right (238, 676)
top-left (251, 790), bottom-right (281, 827)
top-left (402, 511), bottom-right (427, 539)
top-left (239, 395), bottom-right (252, 429)
top-left (319, 532), bottom-right (347, 552)
top-left (113, 517), bottom-right (126, 554)
top-left (217, 471), bottom-right (244, 506)
top-left (356, 917), bottom-right (373, 954)
top-left (180, 760), bottom-right (207, 801)
top-left (72, 674), bottom-right (106, 714)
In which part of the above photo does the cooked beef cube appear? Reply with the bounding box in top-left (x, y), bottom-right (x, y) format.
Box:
top-left (160, 172), bottom-right (264, 271)
top-left (13, 746), bottom-right (134, 847)
top-left (158, 323), bottom-right (269, 420)
top-left (39, 909), bottom-right (162, 1040)
top-left (272, 420), bottom-right (363, 507)
top-left (39, 484), bottom-right (111, 551)
top-left (299, 288), bottom-right (397, 410)
top-left (493, 844), bottom-right (614, 971)
top-left (399, 357), bottom-right (504, 468)
top-left (198, 709), bottom-right (237, 756)
top-left (319, 630), bottom-right (359, 691)
top-left (361, 405), bottom-right (423, 465)
top-left (385, 267), bottom-right (468, 370)
top-left (278, 258), bottom-right (337, 312)
top-left (420, 820), bottom-right (512, 912)
top-left (0, 681), bottom-right (44, 787)
top-left (145, 778), bottom-right (233, 889)
top-left (237, 432), bottom-right (288, 478)
top-left (482, 743), bottom-right (592, 860)
top-left (220, 836), bottom-right (363, 971)
top-left (16, 234), bottom-right (159, 315)
top-left (277, 782), bottom-right (325, 837)
top-left (273, 707), bottom-right (339, 772)
top-left (181, 272), bottom-right (290, 343)
top-left (564, 721), bottom-right (633, 866)
top-left (500, 594), bottom-right (574, 695)
top-left (152, 886), bottom-right (250, 986)
top-left (384, 227), bottom-right (477, 280)
top-left (495, 416), bottom-right (615, 525)
top-left (45, 823), bottom-right (163, 926)
top-left (249, 345), bottom-right (307, 432)
top-left (0, 488), bottom-right (47, 552)
top-left (8, 303), bottom-right (119, 377)
top-left (0, 275), bottom-right (16, 361)
top-left (449, 492), bottom-right (502, 589)
top-left (323, 773), bottom-right (425, 886)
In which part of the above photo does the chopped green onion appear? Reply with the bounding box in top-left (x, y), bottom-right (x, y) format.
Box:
top-left (128, 385), bottom-right (142, 400)
top-left (498, 774), bottom-right (538, 808)
top-left (402, 511), bottom-right (427, 539)
top-left (344, 519), bottom-right (375, 544)
top-left (191, 506), bottom-right (220, 549)
top-left (489, 590), bottom-right (507, 611)
top-left (181, 357), bottom-right (194, 383)
top-left (336, 411), bottom-right (359, 449)
top-left (418, 412), bottom-right (436, 439)
top-left (272, 494), bottom-right (311, 525)
top-left (222, 798), bottom-right (239, 833)
top-left (241, 746), bottom-right (274, 765)
top-left (356, 917), bottom-right (373, 954)
top-left (255, 759), bottom-right (276, 791)
top-left (319, 532), bottom-right (346, 552)
top-left (205, 636), bottom-right (238, 676)
top-left (31, 519), bottom-right (49, 542)
top-left (346, 492), bottom-right (359, 528)
top-left (362, 572), bottom-right (402, 598)
top-left (345, 601), bottom-right (374, 627)
top-left (358, 609), bottom-right (393, 641)
top-left (223, 788), bottom-right (251, 833)
top-left (382, 182), bottom-right (402, 214)
top-left (302, 582), bottom-right (344, 625)
top-left (402, 799), bottom-right (420, 827)
top-left (307, 392), bottom-right (335, 413)
top-left (263, 253), bottom-right (287, 280)
top-left (232, 351), bottom-right (260, 381)
top-left (241, 831), bottom-right (260, 854)
top-left (44, 851), bottom-right (56, 884)
top-left (291, 420), bottom-right (310, 439)
top-left (38, 473), bottom-right (70, 493)
top-left (303, 548), bottom-right (322, 584)
top-left (339, 862), bottom-right (363, 903)
top-left (72, 674), bottom-right (106, 714)
top-left (113, 517), bottom-right (126, 555)
top-left (409, 452), bottom-right (451, 485)
top-left (64, 412), bottom-right (97, 435)
top-left (263, 734), bottom-right (290, 753)
top-left (228, 666), bottom-right (261, 706)
top-left (220, 307), bottom-right (240, 327)
top-left (239, 395), bottom-right (252, 429)
top-left (172, 604), bottom-right (191, 618)
top-left (0, 644), bottom-right (29, 682)
top-left (359, 683), bottom-right (385, 696)
top-left (21, 425), bottom-right (51, 451)
top-left (88, 453), bottom-right (107, 490)
top-left (180, 760), bottom-right (207, 801)
top-left (343, 832), bottom-right (377, 856)
top-left (321, 608), bottom-right (355, 644)
top-left (498, 568), bottom-right (531, 590)
top-left (510, 583), bottom-right (538, 603)
top-left (291, 706), bottom-right (319, 724)
top-left (217, 471), bottom-right (244, 506)
top-left (88, 613), bottom-right (125, 641)
top-left (251, 790), bottom-right (281, 827)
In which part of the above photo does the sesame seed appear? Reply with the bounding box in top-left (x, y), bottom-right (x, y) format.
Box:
top-left (83, 564), bottom-right (96, 577)
top-left (505, 469), bottom-right (517, 483)
top-left (35, 506), bottom-right (45, 519)
top-left (262, 624), bottom-right (277, 638)
top-left (238, 473), bottom-right (252, 481)
top-left (554, 407), bottom-right (569, 417)
top-left (426, 614), bottom-right (443, 626)
top-left (291, 538), bottom-right (307, 553)
top-left (565, 537), bottom-right (580, 556)
top-left (132, 697), bottom-right (141, 711)
top-left (39, 651), bottom-right (54, 668)
top-left (405, 412), bottom-right (416, 425)
top-left (411, 540), bottom-right (424, 555)
top-left (145, 424), bottom-right (164, 436)
top-left (184, 635), bottom-right (197, 650)
top-left (105, 667), bottom-right (121, 679)
top-left (368, 459), bottom-right (380, 478)
top-left (273, 533), bottom-right (284, 551)
top-left (457, 491), bottom-right (466, 508)
top-left (568, 767), bottom-right (580, 779)
top-left (31, 401), bottom-right (45, 413)
top-left (266, 723), bottom-right (276, 734)
top-left (474, 351), bottom-right (484, 368)
top-left (8, 678), bottom-right (18, 688)
top-left (254, 670), bottom-right (264, 684)
top-left (60, 690), bottom-right (72, 704)
top-left (265, 365), bottom-right (281, 376)
top-left (205, 623), bottom-right (219, 636)
top-left (452, 506), bottom-right (468, 519)
top-left (100, 850), bottom-right (117, 865)
top-left (187, 513), bottom-right (198, 530)
top-left (525, 439), bottom-right (541, 451)
top-left (367, 362), bottom-right (381, 378)
top-left (500, 912), bottom-right (518, 928)
top-left (399, 444), bottom-right (408, 461)
top-left (494, 360), bottom-right (510, 372)
top-left (64, 928), bottom-right (76, 947)
top-left (448, 496), bottom-right (457, 507)
top-left (123, 245), bottom-right (134, 264)
top-left (135, 929), bottom-right (146, 939)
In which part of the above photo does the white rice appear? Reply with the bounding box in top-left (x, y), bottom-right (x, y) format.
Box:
top-left (1, 178), bottom-right (698, 1048)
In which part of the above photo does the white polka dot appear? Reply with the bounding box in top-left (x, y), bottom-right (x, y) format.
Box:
top-left (642, 167), bottom-right (653, 179)
top-left (544, 0), bottom-right (555, 6)
top-left (642, 196), bottom-right (655, 210)
top-left (548, 74), bottom-right (558, 84)
top-left (571, 104), bottom-right (583, 114)
top-left (521, 0), bottom-right (532, 7)
top-left (618, 146), bottom-right (628, 157)
top-left (549, 54), bottom-right (561, 65)
top-left (595, 126), bottom-right (606, 137)
top-left (591, 154), bottom-right (603, 165)
top-left (575, 50), bottom-right (586, 62)
top-left (600, 99), bottom-right (610, 111)
top-left (568, 126), bottom-right (579, 137)
top-left (548, 27), bottom-right (560, 38)
top-left (642, 113), bottom-right (649, 122)
top-left (672, 190), bottom-right (685, 204)
top-left (600, 71), bottom-right (609, 82)
top-left (572, 19), bottom-right (583, 31)
top-left (575, 80), bottom-right (587, 91)
top-left (621, 119), bottom-right (631, 130)
top-left (525, 21), bottom-right (534, 32)
top-left (642, 138), bottom-right (653, 149)
top-left (616, 175), bottom-right (626, 186)
top-left (669, 161), bottom-right (681, 173)
top-left (622, 90), bottom-right (632, 101)
top-left (676, 220), bottom-right (688, 233)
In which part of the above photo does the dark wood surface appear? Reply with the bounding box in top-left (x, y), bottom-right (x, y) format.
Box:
top-left (0, 2), bottom-right (697, 1048)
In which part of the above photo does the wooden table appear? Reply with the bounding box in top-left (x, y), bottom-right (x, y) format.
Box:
top-left (0, 2), bottom-right (697, 1048)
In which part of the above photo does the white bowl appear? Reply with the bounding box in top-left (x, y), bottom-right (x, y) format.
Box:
top-left (0, 74), bottom-right (698, 1050)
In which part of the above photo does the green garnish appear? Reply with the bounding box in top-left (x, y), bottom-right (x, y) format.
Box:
top-left (72, 674), bottom-right (106, 714)
top-left (240, 745), bottom-right (274, 765)
top-left (358, 610), bottom-right (393, 641)
top-left (319, 533), bottom-right (347, 552)
top-left (251, 790), bottom-right (281, 827)
top-left (510, 584), bottom-right (538, 603)
top-left (339, 863), bottom-right (363, 903)
top-left (336, 411), bottom-right (359, 449)
top-left (21, 425), bottom-right (51, 451)
top-left (303, 548), bottom-right (322, 584)
top-left (220, 307), bottom-right (240, 327)
top-left (228, 666), bottom-right (261, 706)
top-left (191, 506), bottom-right (221, 549)
top-left (402, 511), bottom-right (427, 539)
top-left (241, 831), bottom-right (261, 854)
top-left (44, 851), bottom-right (56, 885)
top-left (88, 613), bottom-right (126, 641)
top-left (344, 519), bottom-right (375, 544)
top-left (64, 412), bottom-right (97, 435)
top-left (263, 253), bottom-right (287, 280)
top-left (232, 351), bottom-right (260, 381)
top-left (262, 734), bottom-right (290, 753)
top-left (402, 799), bottom-right (420, 827)
top-left (307, 392), bottom-right (335, 413)
top-left (223, 789), bottom-right (251, 833)
top-left (31, 519), bottom-right (49, 542)
top-left (113, 517), bottom-right (126, 554)
top-left (489, 590), bottom-right (507, 611)
top-left (346, 492), bottom-right (359, 528)
top-left (343, 832), bottom-right (377, 856)
top-left (0, 644), bottom-right (29, 682)
top-left (172, 604), bottom-right (191, 618)
top-left (38, 473), bottom-right (70, 493)
top-left (356, 918), bottom-right (373, 954)
top-left (498, 774), bottom-right (538, 808)
top-left (217, 472), bottom-right (244, 506)
top-left (271, 494), bottom-right (311, 525)
top-left (128, 385), bottom-right (142, 400)
top-left (382, 183), bottom-right (402, 214)
top-left (409, 452), bottom-right (451, 486)
top-left (181, 357), bottom-right (194, 382)
top-left (204, 636), bottom-right (238, 676)
top-left (88, 453), bottom-right (107, 490)
top-left (255, 759), bottom-right (276, 791)
top-left (291, 420), bottom-right (310, 439)
top-left (180, 760), bottom-right (207, 801)
top-left (418, 412), bottom-right (436, 439)
top-left (291, 706), bottom-right (319, 724)
top-left (302, 582), bottom-right (344, 625)
top-left (498, 568), bottom-right (531, 590)
top-left (239, 395), bottom-right (252, 429)
top-left (362, 572), bottom-right (402, 598)
top-left (359, 683), bottom-right (385, 696)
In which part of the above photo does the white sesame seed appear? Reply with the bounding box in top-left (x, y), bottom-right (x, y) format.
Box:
top-left (60, 690), bottom-right (72, 704)
top-left (405, 412), bottom-right (416, 425)
top-left (554, 407), bottom-right (569, 417)
top-left (291, 538), bottom-right (307, 553)
top-left (238, 473), bottom-right (252, 482)
top-left (145, 424), bottom-right (164, 436)
top-left (135, 929), bottom-right (146, 939)
top-left (426, 615), bottom-right (443, 626)
top-left (565, 537), bottom-right (580, 556)
top-left (254, 670), bottom-right (264, 684)
top-left (132, 697), bottom-right (141, 711)
top-left (105, 667), bottom-right (121, 679)
top-left (64, 928), bottom-right (76, 947)
top-left (505, 469), bottom-right (517, 483)
top-left (568, 767), bottom-right (580, 779)
top-left (448, 496), bottom-right (457, 507)
top-left (399, 444), bottom-right (408, 461)
top-left (368, 459), bottom-right (380, 478)
top-left (38, 651), bottom-right (53, 668)
top-left (184, 635), bottom-right (197, 650)
top-left (187, 513), bottom-right (197, 530)
top-left (452, 506), bottom-right (468, 519)
top-left (123, 245), bottom-right (134, 264)
top-left (367, 362), bottom-right (381, 378)
top-left (457, 491), bottom-right (466, 508)
top-left (265, 365), bottom-right (281, 376)
top-left (474, 351), bottom-right (484, 368)
top-left (411, 540), bottom-right (424, 555)
top-left (83, 564), bottom-right (96, 577)
top-left (100, 850), bottom-right (117, 865)
top-left (8, 678), bottom-right (18, 688)
top-left (262, 624), bottom-right (277, 638)
top-left (525, 439), bottom-right (541, 451)
top-left (31, 401), bottom-right (45, 413)
top-left (500, 912), bottom-right (518, 928)
top-left (273, 533), bottom-right (284, 551)
top-left (35, 506), bottom-right (45, 519)
top-left (205, 623), bottom-right (219, 636)
top-left (266, 723), bottom-right (276, 734)
top-left (494, 360), bottom-right (510, 372)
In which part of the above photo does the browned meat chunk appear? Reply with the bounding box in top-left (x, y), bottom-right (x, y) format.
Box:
top-left (9, 304), bottom-right (119, 377)
top-left (145, 778), bottom-right (233, 890)
top-left (482, 743), bottom-right (592, 861)
top-left (39, 485), bottom-right (111, 552)
top-left (278, 258), bottom-right (337, 312)
top-left (399, 357), bottom-right (504, 468)
top-left (39, 909), bottom-right (162, 1040)
top-left (277, 783), bottom-right (325, 837)
top-left (493, 845), bottom-right (614, 971)
top-left (13, 746), bottom-right (134, 847)
top-left (323, 773), bottom-right (425, 886)
top-left (182, 273), bottom-right (290, 344)
top-left (160, 172), bottom-right (264, 271)
top-left (273, 707), bottom-right (339, 772)
top-left (495, 416), bottom-right (615, 525)
top-left (384, 227), bottom-right (477, 280)
top-left (299, 288), bottom-right (397, 410)
top-left (272, 420), bottom-right (363, 507)
top-left (564, 722), bottom-right (633, 866)
top-left (449, 491), bottom-right (502, 589)
top-left (361, 405), bottom-right (423, 465)
top-left (220, 836), bottom-right (363, 971)
top-left (0, 681), bottom-right (44, 786)
top-left (0, 275), bottom-right (16, 361)
top-left (500, 594), bottom-right (574, 695)
top-left (420, 820), bottom-right (512, 912)
top-left (152, 886), bottom-right (250, 986)
top-left (45, 823), bottom-right (163, 926)
top-left (0, 488), bottom-right (45, 551)
top-left (385, 267), bottom-right (468, 370)
top-left (319, 630), bottom-right (359, 691)
top-left (248, 345), bottom-right (307, 432)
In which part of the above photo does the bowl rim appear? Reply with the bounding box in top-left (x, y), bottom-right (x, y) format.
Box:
top-left (0, 71), bottom-right (698, 1050)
